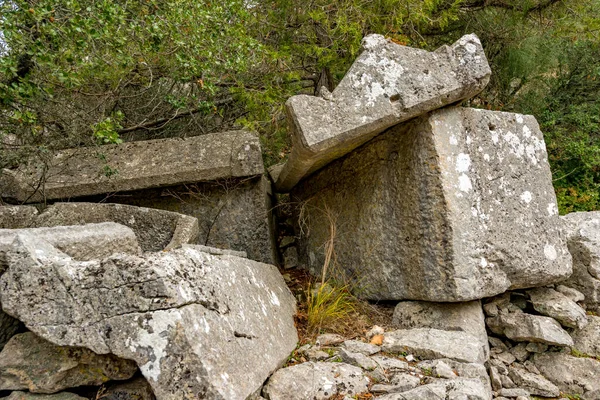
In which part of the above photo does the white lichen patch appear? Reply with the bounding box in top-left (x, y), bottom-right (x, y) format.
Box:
top-left (520, 191), bottom-right (533, 204)
top-left (480, 258), bottom-right (488, 268)
top-left (547, 203), bottom-right (558, 216)
top-left (135, 309), bottom-right (182, 382)
top-left (503, 131), bottom-right (525, 158)
top-left (516, 114), bottom-right (524, 124)
top-left (458, 174), bottom-right (472, 193)
top-left (465, 43), bottom-right (477, 53)
top-left (456, 153), bottom-right (471, 172)
top-left (449, 135), bottom-right (458, 145)
top-left (544, 244), bottom-right (558, 261)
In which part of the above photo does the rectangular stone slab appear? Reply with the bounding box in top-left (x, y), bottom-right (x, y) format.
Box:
top-left (0, 130), bottom-right (264, 203)
top-left (292, 106), bottom-right (571, 301)
top-left (275, 33), bottom-right (491, 192)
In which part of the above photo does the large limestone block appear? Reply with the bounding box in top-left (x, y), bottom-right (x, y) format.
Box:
top-left (276, 34), bottom-right (491, 192)
top-left (292, 107), bottom-right (571, 301)
top-left (0, 235), bottom-right (297, 400)
top-left (0, 222), bottom-right (140, 273)
top-left (0, 332), bottom-right (137, 393)
top-left (561, 212), bottom-right (600, 311)
top-left (32, 202), bottom-right (198, 252)
top-left (391, 300), bottom-right (488, 359)
top-left (532, 352), bottom-right (600, 399)
top-left (0, 130), bottom-right (263, 203)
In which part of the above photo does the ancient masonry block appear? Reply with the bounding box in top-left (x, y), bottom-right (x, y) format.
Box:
top-left (0, 130), bottom-right (276, 263)
top-left (292, 106), bottom-right (571, 301)
top-left (275, 33), bottom-right (491, 192)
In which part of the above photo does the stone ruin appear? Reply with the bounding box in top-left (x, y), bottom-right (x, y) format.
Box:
top-left (0, 33), bottom-right (599, 400)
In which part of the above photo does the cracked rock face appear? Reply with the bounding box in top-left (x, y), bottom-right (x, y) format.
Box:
top-left (0, 235), bottom-right (297, 400)
top-left (293, 107), bottom-right (570, 301)
top-left (275, 33), bottom-right (490, 192)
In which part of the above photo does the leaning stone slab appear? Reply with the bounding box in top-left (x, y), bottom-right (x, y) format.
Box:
top-left (275, 34), bottom-right (491, 192)
top-left (0, 222), bottom-right (140, 273)
top-left (31, 202), bottom-right (198, 252)
top-left (292, 107), bottom-right (571, 301)
top-left (0, 130), bottom-right (263, 203)
top-left (0, 332), bottom-right (137, 393)
top-left (391, 300), bottom-right (488, 359)
top-left (486, 309), bottom-right (573, 346)
top-left (532, 352), bottom-right (600, 399)
top-left (561, 211), bottom-right (600, 312)
top-left (0, 236), bottom-right (297, 400)
top-left (382, 328), bottom-right (487, 364)
top-left (262, 362), bottom-right (370, 400)
top-left (526, 287), bottom-right (588, 329)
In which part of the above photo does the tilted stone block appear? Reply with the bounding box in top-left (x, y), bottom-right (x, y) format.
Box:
top-left (292, 107), bottom-right (571, 301)
top-left (0, 130), bottom-right (263, 203)
top-left (275, 33), bottom-right (491, 192)
top-left (0, 235), bottom-right (297, 400)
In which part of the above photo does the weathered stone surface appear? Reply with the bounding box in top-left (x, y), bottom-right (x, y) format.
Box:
top-left (338, 348), bottom-right (378, 370)
top-left (417, 358), bottom-right (490, 389)
top-left (0, 130), bottom-right (263, 203)
top-left (30, 202), bottom-right (198, 253)
top-left (507, 365), bottom-right (560, 397)
top-left (107, 176), bottom-right (276, 263)
top-left (292, 107), bottom-right (570, 301)
top-left (0, 223), bottom-right (141, 273)
top-left (0, 236), bottom-right (297, 400)
top-left (571, 315), bottom-right (600, 358)
top-left (391, 300), bottom-right (488, 358)
top-left (527, 287), bottom-right (588, 329)
top-left (533, 352), bottom-right (600, 399)
top-left (486, 309), bottom-right (573, 346)
top-left (342, 340), bottom-right (381, 356)
top-left (0, 332), bottom-right (137, 393)
top-left (382, 328), bottom-right (487, 364)
top-left (5, 392), bottom-right (87, 400)
top-left (98, 377), bottom-right (156, 400)
top-left (556, 284), bottom-right (585, 303)
top-left (0, 205), bottom-right (38, 228)
top-left (375, 378), bottom-right (491, 400)
top-left (561, 211), bottom-right (600, 312)
top-left (275, 34), bottom-right (490, 192)
top-left (262, 362), bottom-right (370, 400)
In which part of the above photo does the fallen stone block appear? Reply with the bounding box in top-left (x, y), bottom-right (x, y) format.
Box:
top-left (486, 309), bottom-right (573, 346)
top-left (0, 332), bottom-right (137, 393)
top-left (382, 328), bottom-right (487, 364)
top-left (276, 33), bottom-right (491, 192)
top-left (0, 222), bottom-right (141, 273)
top-left (391, 300), bottom-right (488, 359)
top-left (292, 106), bottom-right (570, 301)
top-left (532, 352), bottom-right (600, 399)
top-left (561, 211), bottom-right (600, 312)
top-left (527, 287), bottom-right (588, 329)
top-left (262, 362), bottom-right (370, 400)
top-left (571, 315), bottom-right (600, 358)
top-left (507, 365), bottom-right (560, 397)
top-left (0, 235), bottom-right (297, 400)
top-left (0, 205), bottom-right (38, 228)
top-left (0, 130), bottom-right (263, 202)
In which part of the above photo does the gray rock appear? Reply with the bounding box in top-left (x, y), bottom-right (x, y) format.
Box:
top-left (342, 339), bottom-right (381, 356)
top-left (561, 212), bottom-right (600, 312)
top-left (185, 244), bottom-right (247, 258)
top-left (97, 377), bottom-right (155, 400)
top-left (371, 355), bottom-right (409, 371)
top-left (525, 342), bottom-right (548, 353)
top-left (486, 309), bottom-right (573, 346)
top-left (509, 343), bottom-right (530, 362)
top-left (498, 388), bottom-right (530, 398)
top-left (316, 333), bottom-right (345, 346)
top-left (0, 237), bottom-right (297, 400)
top-left (419, 359), bottom-right (491, 388)
top-left (527, 287), bottom-right (588, 329)
top-left (292, 107), bottom-right (571, 301)
top-left (391, 300), bottom-right (488, 359)
top-left (31, 202), bottom-right (198, 253)
top-left (282, 246), bottom-right (298, 269)
top-left (382, 328), bottom-right (487, 364)
top-left (275, 34), bottom-right (490, 192)
top-left (339, 348), bottom-right (378, 370)
top-left (489, 366), bottom-right (502, 391)
top-left (556, 284), bottom-right (585, 303)
top-left (571, 315), bottom-right (600, 357)
top-left (5, 393), bottom-right (87, 400)
top-left (492, 351), bottom-right (516, 365)
top-left (0, 332), bottom-right (137, 393)
top-left (0, 205), bottom-right (38, 228)
top-left (305, 348), bottom-right (330, 361)
top-left (0, 223), bottom-right (141, 273)
top-left (375, 378), bottom-right (491, 400)
top-left (533, 352), bottom-right (600, 398)
top-left (1, 130), bottom-right (263, 202)
top-left (488, 337), bottom-right (509, 352)
top-left (508, 366), bottom-right (560, 397)
top-left (262, 362), bottom-right (370, 400)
